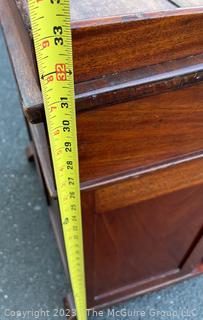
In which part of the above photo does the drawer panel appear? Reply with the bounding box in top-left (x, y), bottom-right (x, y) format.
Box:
top-left (82, 158), bottom-right (203, 306)
top-left (95, 156), bottom-right (203, 213)
top-left (78, 82), bottom-right (203, 183)
top-left (93, 183), bottom-right (203, 301)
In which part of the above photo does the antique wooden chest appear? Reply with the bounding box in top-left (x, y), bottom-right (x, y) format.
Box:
top-left (1, 0), bottom-right (203, 313)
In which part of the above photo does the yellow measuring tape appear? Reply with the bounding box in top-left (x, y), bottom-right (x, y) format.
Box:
top-left (28, 1), bottom-right (87, 319)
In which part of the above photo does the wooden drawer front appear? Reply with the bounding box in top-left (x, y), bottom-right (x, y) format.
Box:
top-left (95, 157), bottom-right (203, 213)
top-left (93, 184), bottom-right (203, 303)
top-left (78, 83), bottom-right (203, 183)
top-left (72, 10), bottom-right (203, 83)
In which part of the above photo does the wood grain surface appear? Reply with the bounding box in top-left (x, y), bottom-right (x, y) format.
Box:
top-left (75, 55), bottom-right (203, 113)
top-left (72, 11), bottom-right (203, 82)
top-left (78, 82), bottom-right (203, 183)
top-left (95, 157), bottom-right (203, 213)
top-left (93, 183), bottom-right (203, 303)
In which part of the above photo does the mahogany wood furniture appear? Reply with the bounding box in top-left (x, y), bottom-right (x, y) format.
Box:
top-left (1, 0), bottom-right (203, 315)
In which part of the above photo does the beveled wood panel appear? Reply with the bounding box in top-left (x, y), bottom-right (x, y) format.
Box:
top-left (93, 184), bottom-right (203, 303)
top-left (78, 83), bottom-right (203, 183)
top-left (96, 157), bottom-right (203, 213)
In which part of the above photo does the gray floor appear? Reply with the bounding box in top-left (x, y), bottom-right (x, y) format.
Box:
top-left (0, 28), bottom-right (203, 320)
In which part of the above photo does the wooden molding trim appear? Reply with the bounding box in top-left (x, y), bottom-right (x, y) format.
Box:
top-left (95, 156), bottom-right (203, 213)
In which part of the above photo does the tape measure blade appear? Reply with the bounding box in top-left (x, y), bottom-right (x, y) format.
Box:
top-left (28, 1), bottom-right (87, 319)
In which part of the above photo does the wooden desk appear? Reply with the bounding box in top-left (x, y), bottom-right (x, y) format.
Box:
top-left (1, 0), bottom-right (203, 314)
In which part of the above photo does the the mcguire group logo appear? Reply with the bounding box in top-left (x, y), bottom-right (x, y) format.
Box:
top-left (88, 307), bottom-right (197, 318)
top-left (3, 307), bottom-right (198, 319)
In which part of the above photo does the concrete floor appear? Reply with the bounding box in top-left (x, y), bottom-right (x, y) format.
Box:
top-left (0, 28), bottom-right (203, 320)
